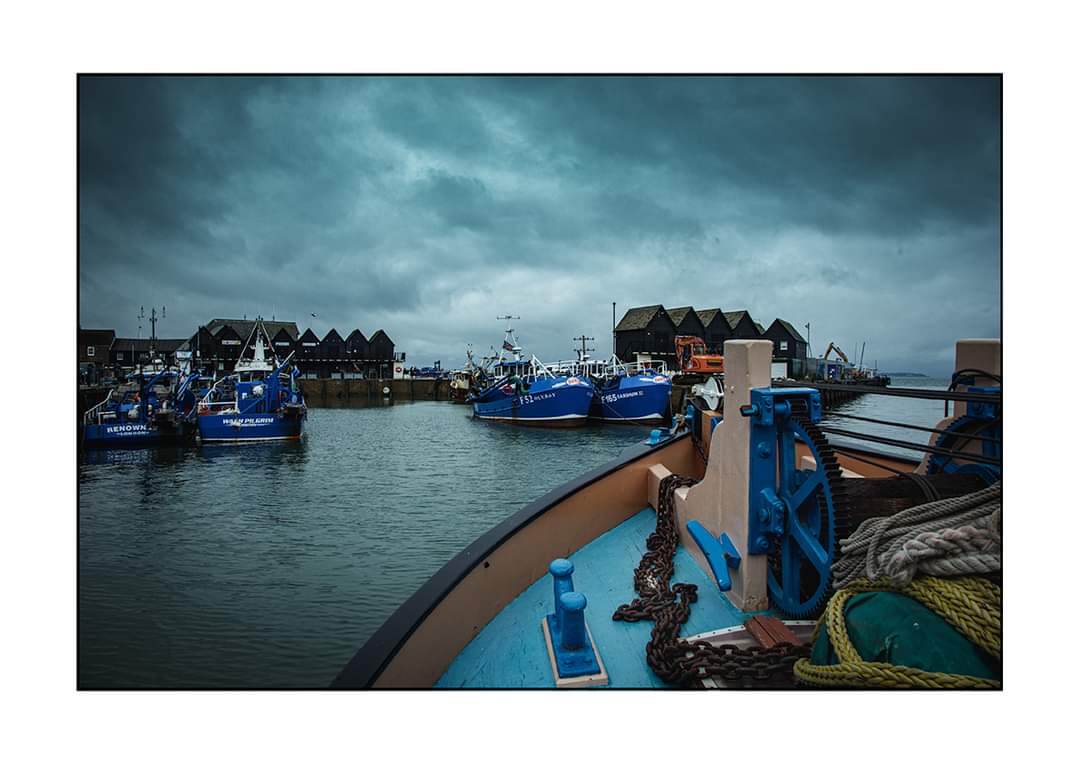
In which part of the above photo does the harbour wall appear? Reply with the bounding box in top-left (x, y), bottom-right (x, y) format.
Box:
top-left (299, 378), bottom-right (454, 407)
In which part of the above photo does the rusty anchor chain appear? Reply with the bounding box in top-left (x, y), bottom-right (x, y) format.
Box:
top-left (613, 473), bottom-right (809, 686)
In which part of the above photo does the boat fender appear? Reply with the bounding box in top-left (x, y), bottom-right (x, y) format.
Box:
top-left (253, 384), bottom-right (265, 397)
top-left (127, 408), bottom-right (139, 420)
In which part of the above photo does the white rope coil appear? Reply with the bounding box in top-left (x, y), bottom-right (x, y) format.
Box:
top-left (832, 481), bottom-right (1001, 589)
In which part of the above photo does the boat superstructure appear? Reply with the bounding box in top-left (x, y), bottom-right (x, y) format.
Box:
top-left (336, 338), bottom-right (1002, 689)
top-left (196, 318), bottom-right (307, 442)
top-left (81, 361), bottom-right (201, 448)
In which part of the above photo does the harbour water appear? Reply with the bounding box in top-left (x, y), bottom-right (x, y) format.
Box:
top-left (78, 379), bottom-right (951, 688)
top-left (78, 404), bottom-right (650, 688)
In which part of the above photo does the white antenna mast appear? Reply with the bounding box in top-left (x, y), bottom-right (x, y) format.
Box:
top-left (496, 315), bottom-right (521, 362)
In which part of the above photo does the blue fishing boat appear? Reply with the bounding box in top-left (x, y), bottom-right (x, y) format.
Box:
top-left (590, 356), bottom-right (672, 423)
top-left (81, 360), bottom-right (201, 448)
top-left (335, 338), bottom-right (1002, 689)
top-left (196, 320), bottom-right (307, 443)
top-left (469, 318), bottom-right (594, 427)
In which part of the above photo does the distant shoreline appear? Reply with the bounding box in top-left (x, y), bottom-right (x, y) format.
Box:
top-left (884, 372), bottom-right (929, 378)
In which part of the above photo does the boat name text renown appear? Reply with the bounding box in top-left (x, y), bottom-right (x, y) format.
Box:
top-left (104, 424), bottom-right (150, 435)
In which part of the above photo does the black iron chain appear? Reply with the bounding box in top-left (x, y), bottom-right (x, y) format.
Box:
top-left (612, 474), bottom-right (809, 686)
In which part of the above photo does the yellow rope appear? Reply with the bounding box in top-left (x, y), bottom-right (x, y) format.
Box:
top-left (793, 576), bottom-right (1001, 688)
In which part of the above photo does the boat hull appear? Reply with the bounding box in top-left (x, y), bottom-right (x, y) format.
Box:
top-left (471, 378), bottom-right (594, 426)
top-left (197, 411), bottom-right (305, 442)
top-left (592, 374), bottom-right (672, 423)
top-left (81, 420), bottom-right (194, 448)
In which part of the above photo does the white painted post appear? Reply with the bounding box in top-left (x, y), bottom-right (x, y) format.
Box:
top-left (952, 339), bottom-right (1002, 417)
top-left (673, 340), bottom-right (773, 611)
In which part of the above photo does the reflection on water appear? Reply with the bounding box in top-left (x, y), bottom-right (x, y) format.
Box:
top-left (78, 403), bottom-right (649, 688)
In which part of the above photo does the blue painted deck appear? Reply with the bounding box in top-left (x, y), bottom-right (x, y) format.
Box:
top-left (437, 508), bottom-right (768, 688)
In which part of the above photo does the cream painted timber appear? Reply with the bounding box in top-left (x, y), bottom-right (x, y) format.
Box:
top-left (800, 455), bottom-right (863, 478)
top-left (373, 435), bottom-right (702, 687)
top-left (673, 340), bottom-right (773, 611)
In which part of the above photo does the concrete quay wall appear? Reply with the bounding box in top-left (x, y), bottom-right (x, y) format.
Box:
top-left (299, 378), bottom-right (454, 407)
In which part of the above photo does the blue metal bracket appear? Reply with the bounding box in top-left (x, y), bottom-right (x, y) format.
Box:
top-left (741, 387), bottom-right (822, 555)
top-left (686, 520), bottom-right (741, 591)
top-left (928, 386), bottom-right (1001, 482)
top-left (545, 559), bottom-right (601, 679)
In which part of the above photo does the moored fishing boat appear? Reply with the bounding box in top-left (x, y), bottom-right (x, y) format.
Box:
top-left (589, 356), bottom-right (672, 423)
top-left (81, 360), bottom-right (201, 448)
top-left (335, 338), bottom-right (1002, 689)
top-left (468, 318), bottom-right (594, 427)
top-left (196, 319), bottom-right (307, 442)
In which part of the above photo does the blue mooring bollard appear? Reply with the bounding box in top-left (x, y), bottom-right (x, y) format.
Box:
top-left (558, 591), bottom-right (587, 650)
top-left (544, 558), bottom-right (603, 680)
top-left (549, 558), bottom-right (574, 634)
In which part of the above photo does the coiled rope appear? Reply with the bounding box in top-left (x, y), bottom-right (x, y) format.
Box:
top-left (792, 576), bottom-right (1001, 688)
top-left (832, 481), bottom-right (1002, 589)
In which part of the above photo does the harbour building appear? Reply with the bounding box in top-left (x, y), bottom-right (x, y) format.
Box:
top-left (179, 318), bottom-right (404, 379)
top-left (615, 304), bottom-right (808, 377)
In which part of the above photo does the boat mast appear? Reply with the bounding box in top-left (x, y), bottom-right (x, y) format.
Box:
top-left (496, 315), bottom-right (522, 363)
top-left (573, 334), bottom-right (595, 375)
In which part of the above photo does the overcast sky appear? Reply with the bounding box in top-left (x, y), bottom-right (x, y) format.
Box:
top-left (78, 75), bottom-right (1000, 374)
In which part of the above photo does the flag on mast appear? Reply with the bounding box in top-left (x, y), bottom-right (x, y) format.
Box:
top-left (502, 340), bottom-right (514, 352)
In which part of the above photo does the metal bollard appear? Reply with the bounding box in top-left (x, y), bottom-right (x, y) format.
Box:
top-left (549, 558), bottom-right (574, 634)
top-left (558, 591), bottom-right (587, 650)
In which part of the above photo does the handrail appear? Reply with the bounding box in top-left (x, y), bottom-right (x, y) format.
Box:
top-left (775, 380), bottom-right (1000, 403)
top-left (83, 390), bottom-right (113, 424)
top-left (199, 374), bottom-right (236, 405)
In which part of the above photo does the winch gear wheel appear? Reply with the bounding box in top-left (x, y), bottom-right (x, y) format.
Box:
top-left (766, 414), bottom-right (851, 619)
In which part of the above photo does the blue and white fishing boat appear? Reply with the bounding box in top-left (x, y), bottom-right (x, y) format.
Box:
top-left (81, 359), bottom-right (201, 448)
top-left (588, 356), bottom-right (672, 424)
top-left (196, 319), bottom-right (307, 442)
top-left (469, 318), bottom-right (594, 427)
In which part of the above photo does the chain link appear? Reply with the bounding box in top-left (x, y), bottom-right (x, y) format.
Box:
top-left (612, 473), bottom-right (809, 686)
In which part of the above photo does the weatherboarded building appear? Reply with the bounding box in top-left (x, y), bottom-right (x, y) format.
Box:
top-left (763, 319), bottom-right (809, 378)
top-left (180, 318), bottom-right (402, 378)
top-left (723, 311), bottom-right (764, 340)
top-left (616, 305), bottom-right (810, 376)
top-left (695, 309), bottom-right (733, 353)
top-left (614, 305), bottom-right (678, 366)
top-left (109, 337), bottom-right (185, 369)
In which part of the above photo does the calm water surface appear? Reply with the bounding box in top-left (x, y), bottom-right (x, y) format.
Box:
top-left (79, 379), bottom-right (953, 688)
top-left (78, 403), bottom-right (649, 688)
top-left (820, 377), bottom-right (952, 461)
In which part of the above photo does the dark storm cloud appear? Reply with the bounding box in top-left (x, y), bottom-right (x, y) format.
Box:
top-left (79, 75), bottom-right (1000, 373)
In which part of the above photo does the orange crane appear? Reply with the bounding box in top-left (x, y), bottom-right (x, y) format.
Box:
top-left (822, 342), bottom-right (850, 364)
